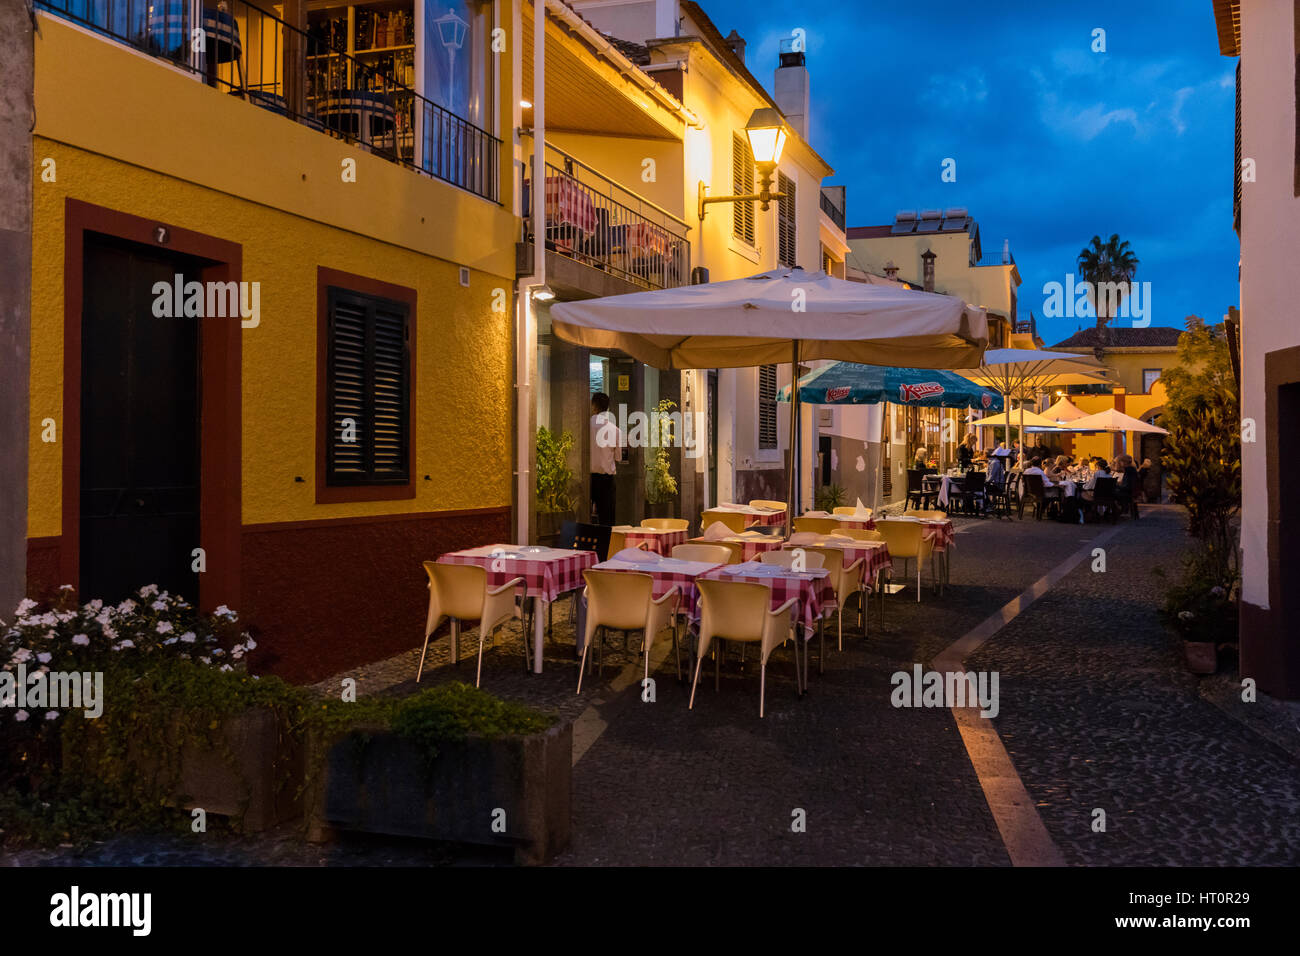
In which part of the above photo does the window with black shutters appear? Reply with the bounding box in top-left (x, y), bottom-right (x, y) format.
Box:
top-left (325, 287), bottom-right (411, 485)
top-left (777, 173), bottom-right (797, 267)
top-left (758, 364), bottom-right (778, 449)
top-left (732, 134), bottom-right (755, 245)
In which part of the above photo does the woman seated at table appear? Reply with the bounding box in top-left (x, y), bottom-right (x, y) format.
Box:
top-left (1044, 456), bottom-right (1068, 482)
top-left (912, 445), bottom-right (930, 471)
top-left (1082, 458), bottom-right (1110, 491)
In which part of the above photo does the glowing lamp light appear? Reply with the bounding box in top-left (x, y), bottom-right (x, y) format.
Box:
top-left (744, 108), bottom-right (787, 170)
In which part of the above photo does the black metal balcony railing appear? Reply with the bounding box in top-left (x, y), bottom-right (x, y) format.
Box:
top-left (38, 0), bottom-right (500, 202)
top-left (819, 190), bottom-right (845, 231)
top-left (522, 140), bottom-right (690, 291)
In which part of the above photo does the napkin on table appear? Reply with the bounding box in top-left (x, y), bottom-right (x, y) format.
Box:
top-left (701, 521), bottom-right (733, 540)
top-left (613, 548), bottom-right (659, 563)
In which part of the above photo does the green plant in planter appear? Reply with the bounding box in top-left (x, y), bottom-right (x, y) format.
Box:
top-left (536, 426), bottom-right (577, 514)
top-left (645, 399), bottom-right (679, 506)
top-left (1157, 547), bottom-right (1239, 644)
top-left (815, 483), bottom-right (846, 512)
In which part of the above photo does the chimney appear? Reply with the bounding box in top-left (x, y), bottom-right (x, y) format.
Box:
top-left (773, 37), bottom-right (809, 139)
top-left (724, 29), bottom-right (746, 65)
top-left (883, 260), bottom-right (899, 279)
top-left (1002, 238), bottom-right (1011, 265)
top-left (921, 249), bottom-right (936, 292)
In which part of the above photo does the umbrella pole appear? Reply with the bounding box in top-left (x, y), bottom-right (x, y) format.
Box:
top-left (787, 340), bottom-right (799, 534)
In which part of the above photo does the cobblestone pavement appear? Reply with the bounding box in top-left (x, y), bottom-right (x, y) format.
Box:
top-left (966, 506), bottom-right (1300, 866)
top-left (7, 505), bottom-right (1297, 866)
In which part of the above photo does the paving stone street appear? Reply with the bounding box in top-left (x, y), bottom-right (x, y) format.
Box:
top-left (6, 506), bottom-right (1298, 867)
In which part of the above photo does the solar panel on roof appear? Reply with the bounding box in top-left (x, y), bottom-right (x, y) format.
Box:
top-left (940, 217), bottom-right (968, 231)
top-left (916, 219), bottom-right (941, 233)
top-left (890, 221), bottom-right (917, 234)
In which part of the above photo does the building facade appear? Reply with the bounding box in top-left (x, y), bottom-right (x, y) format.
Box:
top-left (1213, 0), bottom-right (1300, 698)
top-left (28, 1), bottom-right (520, 683)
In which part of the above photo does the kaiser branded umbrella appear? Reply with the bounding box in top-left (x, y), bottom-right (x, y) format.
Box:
top-left (776, 362), bottom-right (1004, 411)
top-left (551, 268), bottom-right (990, 521)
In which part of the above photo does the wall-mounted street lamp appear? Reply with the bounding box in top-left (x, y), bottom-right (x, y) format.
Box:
top-left (698, 108), bottom-right (789, 220)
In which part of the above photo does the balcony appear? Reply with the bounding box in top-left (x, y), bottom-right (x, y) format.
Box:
top-left (37, 0), bottom-right (500, 202)
top-left (819, 188), bottom-right (846, 232)
top-left (521, 140), bottom-right (690, 294)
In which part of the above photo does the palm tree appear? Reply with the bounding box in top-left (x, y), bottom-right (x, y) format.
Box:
top-left (1076, 234), bottom-right (1139, 345)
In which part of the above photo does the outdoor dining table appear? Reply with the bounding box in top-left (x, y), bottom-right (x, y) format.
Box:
top-left (576, 554), bottom-right (726, 654)
top-left (697, 561), bottom-right (837, 692)
top-left (876, 516), bottom-right (957, 588)
top-left (686, 533), bottom-right (784, 562)
top-left (814, 513), bottom-right (877, 531)
top-left (702, 503), bottom-right (787, 530)
top-left (543, 175), bottom-right (596, 247)
top-left (782, 536), bottom-right (893, 587)
top-left (610, 525), bottom-right (688, 556)
top-left (437, 544), bottom-right (597, 674)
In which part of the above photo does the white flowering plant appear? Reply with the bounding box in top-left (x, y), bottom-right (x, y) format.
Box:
top-left (2, 585), bottom-right (257, 696)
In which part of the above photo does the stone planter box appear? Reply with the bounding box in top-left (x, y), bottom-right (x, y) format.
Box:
top-left (1184, 640), bottom-right (1218, 675)
top-left (72, 706), bottom-right (304, 832)
top-left (173, 707), bottom-right (304, 831)
top-left (308, 721), bottom-right (571, 865)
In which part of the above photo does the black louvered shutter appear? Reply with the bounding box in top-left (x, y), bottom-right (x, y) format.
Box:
top-left (327, 288), bottom-right (410, 485)
top-left (1235, 59), bottom-right (1243, 232)
top-left (777, 173), bottom-right (796, 267)
top-left (733, 135), bottom-right (755, 244)
top-left (758, 364), bottom-right (778, 449)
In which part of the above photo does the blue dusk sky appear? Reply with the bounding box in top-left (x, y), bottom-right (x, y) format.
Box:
top-left (695, 0), bottom-right (1240, 345)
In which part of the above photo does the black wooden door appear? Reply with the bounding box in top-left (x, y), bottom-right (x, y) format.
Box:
top-left (80, 236), bottom-right (202, 605)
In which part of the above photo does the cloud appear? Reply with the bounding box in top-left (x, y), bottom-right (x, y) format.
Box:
top-left (1169, 86), bottom-right (1195, 135)
top-left (920, 69), bottom-right (989, 109)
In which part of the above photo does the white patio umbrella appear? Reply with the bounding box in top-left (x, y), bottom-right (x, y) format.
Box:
top-left (1040, 396), bottom-right (1089, 424)
top-left (957, 348), bottom-right (1111, 455)
top-left (1068, 407), bottom-right (1168, 454)
top-left (970, 409), bottom-right (1066, 430)
top-left (551, 267), bottom-right (990, 521)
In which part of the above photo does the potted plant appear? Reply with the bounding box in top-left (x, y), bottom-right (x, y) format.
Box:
top-left (536, 426), bottom-right (577, 543)
top-left (1159, 551), bottom-right (1239, 675)
top-left (814, 483), bottom-right (846, 512)
top-left (644, 399), bottom-right (679, 519)
top-left (306, 682), bottom-right (570, 865)
top-left (2, 586), bottom-right (303, 844)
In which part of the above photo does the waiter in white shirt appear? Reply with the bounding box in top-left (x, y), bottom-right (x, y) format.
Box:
top-left (590, 392), bottom-right (622, 525)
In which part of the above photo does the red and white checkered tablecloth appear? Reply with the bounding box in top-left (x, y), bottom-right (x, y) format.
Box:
top-left (825, 514), bottom-right (876, 531)
top-left (688, 535), bottom-right (784, 562)
top-left (623, 222), bottom-right (671, 258)
top-left (922, 520), bottom-right (956, 552)
top-left (543, 176), bottom-right (596, 235)
top-left (705, 505), bottom-right (787, 529)
top-left (438, 545), bottom-right (597, 603)
top-left (784, 539), bottom-right (892, 587)
top-left (589, 556), bottom-right (724, 621)
top-left (613, 527), bottom-right (689, 557)
top-left (699, 561), bottom-right (837, 639)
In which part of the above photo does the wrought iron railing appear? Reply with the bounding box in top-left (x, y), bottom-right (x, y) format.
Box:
top-left (522, 139), bottom-right (690, 290)
top-left (819, 189), bottom-right (845, 231)
top-left (38, 0), bottom-right (500, 202)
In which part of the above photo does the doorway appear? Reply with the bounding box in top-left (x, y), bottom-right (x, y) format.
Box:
top-left (79, 234), bottom-right (204, 604)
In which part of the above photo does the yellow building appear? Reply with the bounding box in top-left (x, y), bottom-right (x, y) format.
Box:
top-left (526, 0), bottom-right (843, 529)
top-left (1047, 326), bottom-right (1183, 481)
top-left (836, 210), bottom-right (1020, 505)
top-left (28, 1), bottom-right (520, 682)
